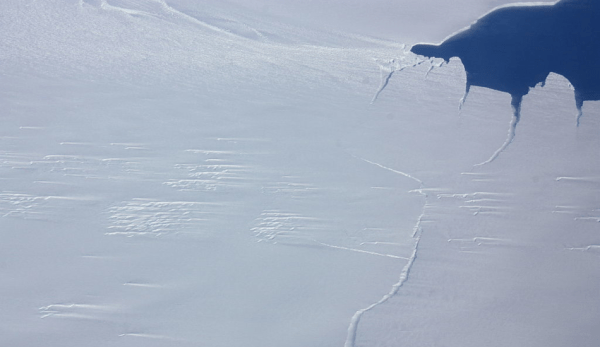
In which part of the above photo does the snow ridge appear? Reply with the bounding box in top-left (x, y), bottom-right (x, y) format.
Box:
top-left (92, 0), bottom-right (243, 39)
top-left (344, 157), bottom-right (428, 347)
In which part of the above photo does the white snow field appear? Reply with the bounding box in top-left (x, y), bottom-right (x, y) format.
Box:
top-left (1, 1), bottom-right (599, 346)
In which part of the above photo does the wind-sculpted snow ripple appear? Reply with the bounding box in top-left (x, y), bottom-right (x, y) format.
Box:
top-left (554, 175), bottom-right (600, 223)
top-left (251, 210), bottom-right (327, 243)
top-left (164, 161), bottom-right (259, 192)
top-left (0, 142), bottom-right (152, 181)
top-left (106, 199), bottom-right (225, 238)
top-left (0, 193), bottom-right (84, 221)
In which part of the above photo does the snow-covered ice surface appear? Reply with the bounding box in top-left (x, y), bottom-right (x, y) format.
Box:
top-left (353, 70), bottom-right (600, 347)
top-left (1, 1), bottom-right (598, 346)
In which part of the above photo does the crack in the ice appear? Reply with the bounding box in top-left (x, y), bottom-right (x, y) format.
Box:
top-left (458, 81), bottom-right (471, 112)
top-left (344, 156), bottom-right (428, 347)
top-left (425, 59), bottom-right (445, 79)
top-left (474, 94), bottom-right (522, 167)
top-left (370, 63), bottom-right (396, 104)
top-left (344, 209), bottom-right (425, 347)
top-left (306, 238), bottom-right (408, 260)
top-left (252, 209), bottom-right (403, 259)
top-left (370, 51), bottom-right (428, 104)
top-left (352, 155), bottom-right (423, 186)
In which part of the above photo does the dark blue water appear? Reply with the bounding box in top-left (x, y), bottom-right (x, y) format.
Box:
top-left (412, 0), bottom-right (600, 125)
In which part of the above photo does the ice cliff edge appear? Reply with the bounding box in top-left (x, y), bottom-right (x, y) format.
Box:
top-left (411, 0), bottom-right (600, 122)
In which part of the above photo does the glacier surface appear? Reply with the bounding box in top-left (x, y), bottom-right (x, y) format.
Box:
top-left (0, 1), bottom-right (598, 346)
